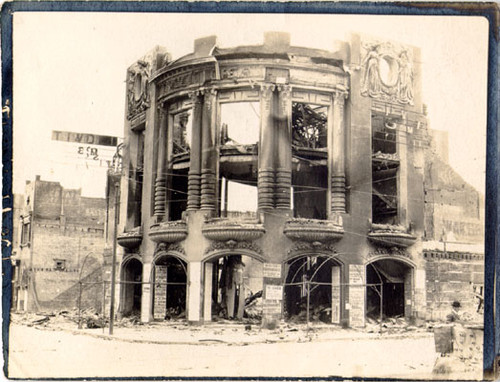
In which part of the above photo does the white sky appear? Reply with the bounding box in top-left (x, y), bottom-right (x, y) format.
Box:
top-left (12, 12), bottom-right (488, 198)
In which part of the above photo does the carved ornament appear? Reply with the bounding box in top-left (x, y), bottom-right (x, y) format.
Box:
top-left (156, 242), bottom-right (186, 255)
top-left (127, 60), bottom-right (151, 119)
top-left (287, 241), bottom-right (338, 256)
top-left (360, 41), bottom-right (414, 105)
top-left (204, 240), bottom-right (263, 256)
top-left (368, 246), bottom-right (410, 258)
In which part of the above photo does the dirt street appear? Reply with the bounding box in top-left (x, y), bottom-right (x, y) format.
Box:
top-left (7, 323), bottom-right (445, 379)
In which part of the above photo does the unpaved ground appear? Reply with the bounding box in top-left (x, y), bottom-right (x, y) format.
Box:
top-left (6, 312), bottom-right (483, 379)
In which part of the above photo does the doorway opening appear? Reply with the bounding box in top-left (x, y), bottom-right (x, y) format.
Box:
top-left (284, 255), bottom-right (341, 324)
top-left (120, 258), bottom-right (143, 317)
top-left (204, 254), bottom-right (263, 322)
top-left (366, 259), bottom-right (413, 321)
top-left (152, 255), bottom-right (187, 321)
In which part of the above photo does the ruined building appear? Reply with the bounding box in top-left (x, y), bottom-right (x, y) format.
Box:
top-left (116, 32), bottom-right (484, 327)
top-left (12, 176), bottom-right (108, 312)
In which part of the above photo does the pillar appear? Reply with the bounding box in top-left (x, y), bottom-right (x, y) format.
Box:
top-left (200, 88), bottom-right (217, 211)
top-left (141, 263), bottom-right (152, 322)
top-left (276, 85), bottom-right (292, 210)
top-left (329, 89), bottom-right (348, 215)
top-left (258, 84), bottom-right (276, 210)
top-left (187, 92), bottom-right (202, 211)
top-left (153, 106), bottom-right (168, 220)
top-left (187, 261), bottom-right (202, 322)
top-left (203, 262), bottom-right (213, 322)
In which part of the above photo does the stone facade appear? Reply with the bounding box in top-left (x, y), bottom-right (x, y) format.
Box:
top-left (117, 32), bottom-right (484, 327)
top-left (13, 176), bottom-right (108, 313)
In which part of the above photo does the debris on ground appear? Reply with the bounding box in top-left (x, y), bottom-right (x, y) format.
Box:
top-left (244, 290), bottom-right (262, 320)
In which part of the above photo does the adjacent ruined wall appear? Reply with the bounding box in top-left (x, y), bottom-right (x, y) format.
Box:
top-left (424, 137), bottom-right (484, 243)
top-left (14, 177), bottom-right (107, 312)
top-left (424, 251), bottom-right (483, 321)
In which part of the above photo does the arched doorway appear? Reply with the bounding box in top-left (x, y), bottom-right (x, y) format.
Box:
top-left (204, 253), bottom-right (264, 322)
top-left (284, 254), bottom-right (342, 324)
top-left (365, 258), bottom-right (414, 321)
top-left (151, 254), bottom-right (187, 321)
top-left (120, 257), bottom-right (142, 317)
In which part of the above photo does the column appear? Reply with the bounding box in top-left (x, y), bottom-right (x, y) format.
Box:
top-left (187, 261), bottom-right (202, 323)
top-left (153, 106), bottom-right (167, 221)
top-left (200, 88), bottom-right (217, 211)
top-left (187, 92), bottom-right (202, 211)
top-left (275, 85), bottom-right (292, 210)
top-left (203, 262), bottom-right (213, 322)
top-left (258, 83), bottom-right (276, 210)
top-left (330, 90), bottom-right (348, 214)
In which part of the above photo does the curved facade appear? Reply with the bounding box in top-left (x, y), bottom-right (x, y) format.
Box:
top-left (117, 32), bottom-right (435, 327)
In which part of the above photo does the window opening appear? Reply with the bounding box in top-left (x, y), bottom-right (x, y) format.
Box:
top-left (168, 168), bottom-right (188, 221)
top-left (172, 110), bottom-right (192, 155)
top-left (220, 102), bottom-right (259, 147)
top-left (218, 102), bottom-right (259, 218)
top-left (292, 103), bottom-right (327, 150)
top-left (221, 178), bottom-right (257, 219)
top-left (54, 259), bottom-right (66, 271)
top-left (292, 164), bottom-right (327, 220)
top-left (372, 111), bottom-right (399, 224)
top-left (20, 221), bottom-right (30, 246)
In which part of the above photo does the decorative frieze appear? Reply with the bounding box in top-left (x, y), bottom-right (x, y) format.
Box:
top-left (157, 65), bottom-right (217, 100)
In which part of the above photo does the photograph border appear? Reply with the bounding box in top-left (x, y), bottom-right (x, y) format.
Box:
top-left (1, 1), bottom-right (498, 379)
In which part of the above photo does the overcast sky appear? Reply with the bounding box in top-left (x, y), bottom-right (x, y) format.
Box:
top-left (12, 12), bottom-right (488, 198)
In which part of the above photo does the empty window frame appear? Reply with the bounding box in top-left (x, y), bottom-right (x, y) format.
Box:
top-left (220, 178), bottom-right (257, 219)
top-left (292, 103), bottom-right (327, 149)
top-left (372, 113), bottom-right (397, 155)
top-left (220, 102), bottom-right (260, 146)
top-left (172, 110), bottom-right (192, 155)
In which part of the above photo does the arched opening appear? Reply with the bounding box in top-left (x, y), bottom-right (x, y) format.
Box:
top-left (284, 254), bottom-right (342, 324)
top-left (151, 254), bottom-right (187, 321)
top-left (365, 258), bottom-right (414, 322)
top-left (120, 257), bottom-right (142, 317)
top-left (204, 254), bottom-right (263, 323)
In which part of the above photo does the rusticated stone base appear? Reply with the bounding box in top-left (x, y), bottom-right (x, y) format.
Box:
top-left (275, 169), bottom-right (291, 209)
top-left (331, 175), bottom-right (346, 213)
top-left (258, 169), bottom-right (274, 209)
top-left (187, 171), bottom-right (201, 210)
top-left (153, 175), bottom-right (166, 218)
top-left (200, 170), bottom-right (216, 210)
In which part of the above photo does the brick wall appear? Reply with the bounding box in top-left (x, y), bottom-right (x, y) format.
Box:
top-left (28, 260), bottom-right (104, 312)
top-left (31, 223), bottom-right (105, 270)
top-left (424, 251), bottom-right (483, 321)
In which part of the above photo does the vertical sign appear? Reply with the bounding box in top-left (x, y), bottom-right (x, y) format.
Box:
top-left (349, 264), bottom-right (365, 327)
top-left (331, 265), bottom-right (341, 324)
top-left (153, 265), bottom-right (167, 320)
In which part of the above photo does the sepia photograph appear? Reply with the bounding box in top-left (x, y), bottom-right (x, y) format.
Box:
top-left (3, 4), bottom-right (492, 380)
